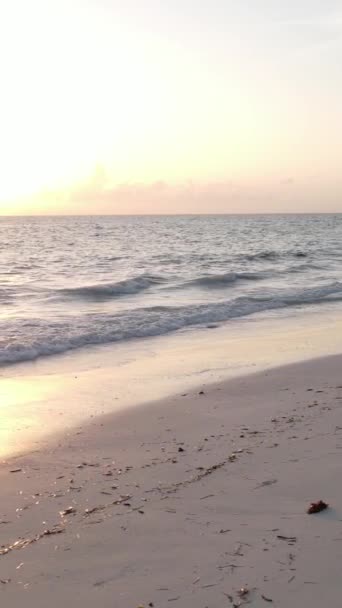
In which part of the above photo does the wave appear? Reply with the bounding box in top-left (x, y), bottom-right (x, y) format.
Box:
top-left (57, 274), bottom-right (164, 300)
top-left (1, 281), bottom-right (342, 366)
top-left (184, 270), bottom-right (269, 288)
top-left (245, 250), bottom-right (307, 261)
top-left (287, 262), bottom-right (326, 273)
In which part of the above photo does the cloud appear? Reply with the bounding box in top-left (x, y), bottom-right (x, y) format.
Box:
top-left (60, 168), bottom-right (338, 214)
top-left (66, 171), bottom-right (243, 214)
top-left (8, 164), bottom-right (342, 215)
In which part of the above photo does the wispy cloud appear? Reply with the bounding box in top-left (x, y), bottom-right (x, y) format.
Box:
top-left (44, 169), bottom-right (334, 215)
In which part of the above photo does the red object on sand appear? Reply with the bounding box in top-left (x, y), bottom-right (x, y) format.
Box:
top-left (307, 500), bottom-right (328, 514)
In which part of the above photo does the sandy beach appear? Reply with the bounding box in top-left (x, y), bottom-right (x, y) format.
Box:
top-left (1, 353), bottom-right (342, 607)
top-left (2, 0), bottom-right (342, 603)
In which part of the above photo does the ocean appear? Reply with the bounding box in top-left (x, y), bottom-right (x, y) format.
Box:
top-left (1, 214), bottom-right (342, 367)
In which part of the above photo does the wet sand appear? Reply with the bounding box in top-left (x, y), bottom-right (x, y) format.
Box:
top-left (1, 304), bottom-right (342, 458)
top-left (1, 354), bottom-right (342, 606)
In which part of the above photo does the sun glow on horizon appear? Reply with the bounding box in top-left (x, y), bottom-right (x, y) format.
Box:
top-left (1, 0), bottom-right (342, 214)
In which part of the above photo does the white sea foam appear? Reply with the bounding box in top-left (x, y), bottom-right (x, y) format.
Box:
top-left (1, 281), bottom-right (342, 365)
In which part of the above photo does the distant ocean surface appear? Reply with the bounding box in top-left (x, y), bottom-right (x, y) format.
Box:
top-left (1, 214), bottom-right (342, 366)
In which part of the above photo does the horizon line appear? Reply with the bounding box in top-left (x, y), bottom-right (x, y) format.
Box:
top-left (1, 211), bottom-right (342, 219)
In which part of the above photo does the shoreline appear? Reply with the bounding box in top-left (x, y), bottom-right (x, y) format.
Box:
top-left (2, 303), bottom-right (342, 459)
top-left (1, 354), bottom-right (342, 606)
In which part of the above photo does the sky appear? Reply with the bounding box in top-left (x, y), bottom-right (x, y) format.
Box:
top-left (0, 0), bottom-right (341, 215)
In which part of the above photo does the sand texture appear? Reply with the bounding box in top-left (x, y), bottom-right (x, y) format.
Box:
top-left (1, 355), bottom-right (342, 606)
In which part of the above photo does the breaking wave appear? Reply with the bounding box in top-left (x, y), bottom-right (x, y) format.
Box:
top-left (2, 281), bottom-right (342, 365)
top-left (184, 270), bottom-right (269, 288)
top-left (57, 274), bottom-right (165, 300)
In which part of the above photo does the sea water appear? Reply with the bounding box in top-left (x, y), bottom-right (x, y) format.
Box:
top-left (1, 214), bottom-right (342, 366)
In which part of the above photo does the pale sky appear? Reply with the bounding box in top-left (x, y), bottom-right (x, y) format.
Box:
top-left (0, 0), bottom-right (341, 214)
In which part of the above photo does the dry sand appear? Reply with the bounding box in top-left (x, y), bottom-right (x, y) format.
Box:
top-left (1, 354), bottom-right (342, 606)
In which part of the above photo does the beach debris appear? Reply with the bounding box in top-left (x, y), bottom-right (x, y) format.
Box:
top-left (113, 494), bottom-right (131, 505)
top-left (60, 506), bottom-right (76, 517)
top-left (199, 391), bottom-right (205, 395)
top-left (84, 506), bottom-right (105, 516)
top-left (0, 579), bottom-right (11, 584)
top-left (277, 535), bottom-right (297, 543)
top-left (9, 468), bottom-right (22, 473)
top-left (223, 593), bottom-right (234, 603)
top-left (261, 594), bottom-right (273, 603)
top-left (201, 582), bottom-right (218, 588)
top-left (178, 447), bottom-right (185, 452)
top-left (0, 538), bottom-right (34, 556)
top-left (255, 479), bottom-right (278, 489)
top-left (307, 500), bottom-right (328, 514)
top-left (42, 526), bottom-right (65, 536)
top-left (229, 454), bottom-right (237, 462)
top-left (238, 587), bottom-right (249, 598)
top-left (158, 457), bottom-right (238, 496)
top-left (219, 563), bottom-right (242, 575)
top-left (0, 525), bottom-right (64, 557)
